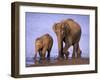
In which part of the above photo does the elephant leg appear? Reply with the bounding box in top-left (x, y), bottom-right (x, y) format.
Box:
top-left (63, 44), bottom-right (70, 59)
top-left (72, 44), bottom-right (77, 58)
top-left (58, 51), bottom-right (64, 60)
top-left (77, 43), bottom-right (82, 58)
top-left (47, 49), bottom-right (51, 60)
top-left (58, 47), bottom-right (64, 60)
top-left (41, 47), bottom-right (47, 60)
top-left (39, 50), bottom-right (42, 60)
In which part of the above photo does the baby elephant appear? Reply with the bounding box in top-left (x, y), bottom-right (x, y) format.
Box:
top-left (34, 34), bottom-right (53, 60)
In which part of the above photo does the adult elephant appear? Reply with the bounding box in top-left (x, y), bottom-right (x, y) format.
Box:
top-left (53, 19), bottom-right (82, 59)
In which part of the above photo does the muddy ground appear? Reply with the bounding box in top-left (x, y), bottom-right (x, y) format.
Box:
top-left (26, 57), bottom-right (89, 67)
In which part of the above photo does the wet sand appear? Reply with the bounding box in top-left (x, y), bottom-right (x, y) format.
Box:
top-left (26, 57), bottom-right (89, 67)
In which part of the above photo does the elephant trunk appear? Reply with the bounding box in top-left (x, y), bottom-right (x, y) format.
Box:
top-left (57, 35), bottom-right (63, 58)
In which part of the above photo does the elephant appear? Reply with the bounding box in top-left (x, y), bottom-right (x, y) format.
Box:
top-left (53, 19), bottom-right (82, 59)
top-left (34, 33), bottom-right (53, 60)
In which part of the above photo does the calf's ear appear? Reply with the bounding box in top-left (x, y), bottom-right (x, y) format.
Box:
top-left (53, 23), bottom-right (57, 32)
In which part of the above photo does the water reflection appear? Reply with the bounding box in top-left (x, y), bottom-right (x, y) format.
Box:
top-left (26, 57), bottom-right (57, 66)
top-left (26, 57), bottom-right (89, 67)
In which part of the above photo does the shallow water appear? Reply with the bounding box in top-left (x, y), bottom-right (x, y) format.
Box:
top-left (26, 57), bottom-right (57, 66)
top-left (26, 57), bottom-right (89, 67)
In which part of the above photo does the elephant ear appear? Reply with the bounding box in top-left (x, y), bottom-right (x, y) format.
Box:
top-left (62, 22), bottom-right (70, 35)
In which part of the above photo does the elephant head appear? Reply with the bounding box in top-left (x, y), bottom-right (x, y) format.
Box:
top-left (53, 22), bottom-right (70, 58)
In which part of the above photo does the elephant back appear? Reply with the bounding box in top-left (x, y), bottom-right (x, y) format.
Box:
top-left (36, 34), bottom-right (53, 48)
top-left (64, 19), bottom-right (82, 44)
top-left (64, 19), bottom-right (81, 30)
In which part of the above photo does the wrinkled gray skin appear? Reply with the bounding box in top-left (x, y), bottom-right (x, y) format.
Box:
top-left (53, 19), bottom-right (82, 59)
top-left (34, 34), bottom-right (53, 60)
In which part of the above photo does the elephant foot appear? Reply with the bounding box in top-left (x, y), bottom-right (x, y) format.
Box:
top-left (57, 53), bottom-right (64, 60)
top-left (33, 54), bottom-right (37, 60)
top-left (72, 54), bottom-right (76, 59)
top-left (42, 58), bottom-right (46, 60)
top-left (77, 53), bottom-right (81, 58)
top-left (77, 50), bottom-right (82, 58)
top-left (38, 59), bottom-right (42, 64)
top-left (33, 57), bottom-right (37, 62)
top-left (39, 58), bottom-right (47, 64)
top-left (65, 51), bottom-right (69, 60)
